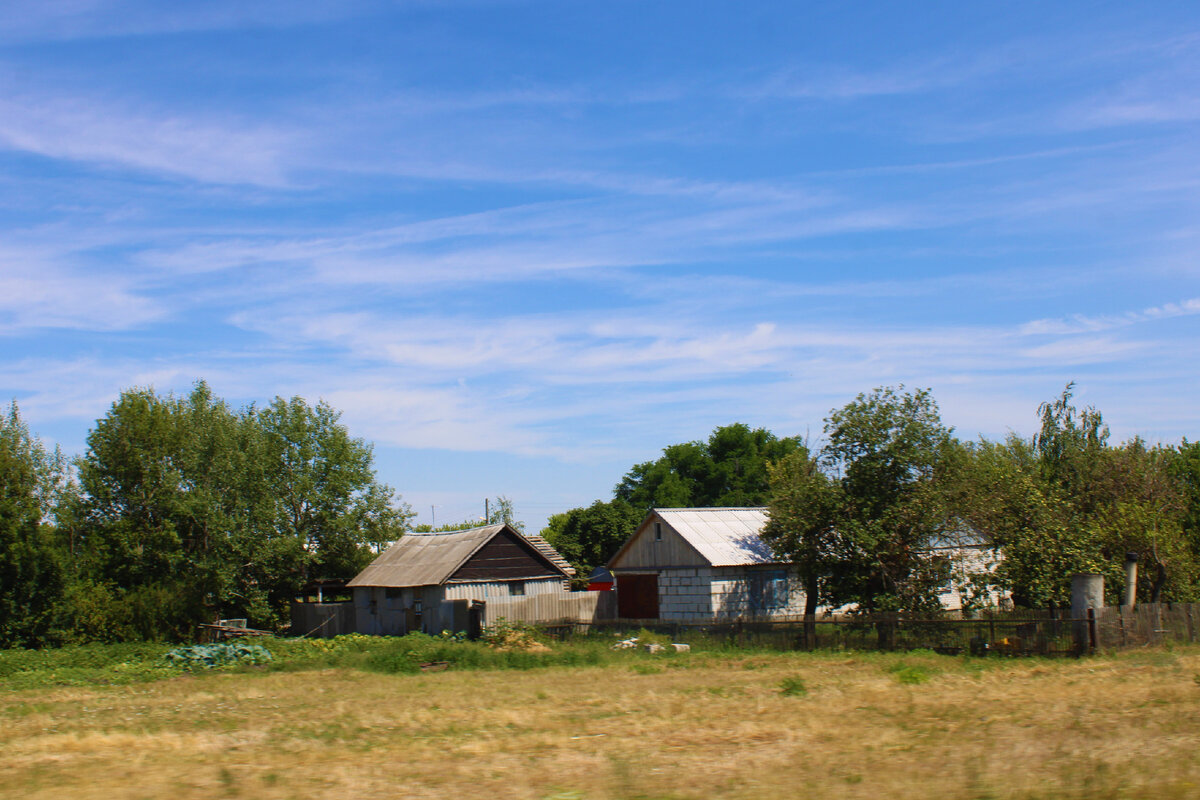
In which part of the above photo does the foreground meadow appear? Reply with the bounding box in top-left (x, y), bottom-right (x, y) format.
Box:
top-left (2, 637), bottom-right (1198, 800)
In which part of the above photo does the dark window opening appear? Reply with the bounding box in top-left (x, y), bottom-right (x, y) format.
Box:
top-left (510, 581), bottom-right (526, 596)
top-left (750, 571), bottom-right (788, 612)
top-left (654, 522), bottom-right (662, 541)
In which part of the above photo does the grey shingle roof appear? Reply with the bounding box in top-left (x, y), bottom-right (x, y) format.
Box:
top-left (347, 524), bottom-right (575, 588)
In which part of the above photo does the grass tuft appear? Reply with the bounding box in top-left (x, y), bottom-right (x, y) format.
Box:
top-left (779, 675), bottom-right (808, 696)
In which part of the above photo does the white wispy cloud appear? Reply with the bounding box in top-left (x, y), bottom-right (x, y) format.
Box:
top-left (0, 0), bottom-right (375, 44)
top-left (0, 92), bottom-right (299, 185)
top-left (1020, 297), bottom-right (1200, 335)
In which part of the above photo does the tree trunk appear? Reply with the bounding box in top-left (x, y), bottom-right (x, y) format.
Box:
top-left (803, 576), bottom-right (819, 650)
top-left (1150, 559), bottom-right (1167, 603)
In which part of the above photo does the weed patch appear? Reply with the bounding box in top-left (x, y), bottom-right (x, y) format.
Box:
top-left (779, 675), bottom-right (808, 696)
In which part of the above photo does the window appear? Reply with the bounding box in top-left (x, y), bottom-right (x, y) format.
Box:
top-left (509, 581), bottom-right (526, 597)
top-left (385, 588), bottom-right (402, 600)
top-left (654, 522), bottom-right (662, 541)
top-left (750, 571), bottom-right (788, 612)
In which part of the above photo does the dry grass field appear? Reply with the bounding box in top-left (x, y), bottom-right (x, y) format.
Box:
top-left (2, 645), bottom-right (1199, 800)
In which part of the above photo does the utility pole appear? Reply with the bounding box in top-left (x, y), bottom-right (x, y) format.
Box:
top-left (431, 505), bottom-right (436, 528)
top-left (485, 498), bottom-right (490, 523)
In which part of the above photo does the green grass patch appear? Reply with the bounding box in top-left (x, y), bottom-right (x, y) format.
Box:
top-left (779, 675), bottom-right (808, 696)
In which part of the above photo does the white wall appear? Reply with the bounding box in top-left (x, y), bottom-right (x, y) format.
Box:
top-left (656, 565), bottom-right (808, 621)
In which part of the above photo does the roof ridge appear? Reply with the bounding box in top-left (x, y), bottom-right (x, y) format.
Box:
top-left (654, 506), bottom-right (768, 512)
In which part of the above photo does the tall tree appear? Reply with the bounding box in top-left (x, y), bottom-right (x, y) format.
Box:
top-left (614, 423), bottom-right (803, 509)
top-left (761, 447), bottom-right (840, 644)
top-left (954, 385), bottom-right (1198, 607)
top-left (254, 396), bottom-right (411, 583)
top-left (541, 499), bottom-right (643, 580)
top-left (73, 384), bottom-right (412, 637)
top-left (820, 387), bottom-right (956, 615)
top-left (0, 402), bottom-right (70, 646)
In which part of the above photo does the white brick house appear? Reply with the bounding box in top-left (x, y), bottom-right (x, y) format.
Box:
top-left (606, 508), bottom-right (807, 621)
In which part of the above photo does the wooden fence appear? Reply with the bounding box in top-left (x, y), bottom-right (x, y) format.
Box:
top-left (477, 590), bottom-right (617, 627)
top-left (1094, 603), bottom-right (1200, 649)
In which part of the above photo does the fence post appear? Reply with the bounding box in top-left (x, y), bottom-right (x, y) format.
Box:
top-left (1087, 608), bottom-right (1098, 654)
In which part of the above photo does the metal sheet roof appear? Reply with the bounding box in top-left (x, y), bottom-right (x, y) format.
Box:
top-left (348, 524), bottom-right (574, 588)
top-left (655, 507), bottom-right (776, 567)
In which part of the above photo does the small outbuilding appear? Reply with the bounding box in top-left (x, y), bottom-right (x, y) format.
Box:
top-left (348, 524), bottom-right (574, 635)
top-left (607, 507), bottom-right (806, 621)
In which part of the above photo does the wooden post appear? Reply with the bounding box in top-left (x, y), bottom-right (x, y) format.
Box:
top-left (1187, 604), bottom-right (1196, 644)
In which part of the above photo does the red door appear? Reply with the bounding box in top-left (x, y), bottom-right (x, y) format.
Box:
top-left (617, 574), bottom-right (659, 619)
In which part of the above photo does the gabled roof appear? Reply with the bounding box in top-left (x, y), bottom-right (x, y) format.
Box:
top-left (348, 524), bottom-right (571, 588)
top-left (655, 507), bottom-right (775, 566)
top-left (608, 507), bottom-right (778, 568)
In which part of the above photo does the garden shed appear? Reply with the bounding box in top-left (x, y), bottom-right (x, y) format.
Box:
top-left (606, 507), bottom-right (806, 621)
top-left (348, 524), bottom-right (574, 635)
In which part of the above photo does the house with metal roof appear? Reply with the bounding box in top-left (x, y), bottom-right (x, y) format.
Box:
top-left (348, 524), bottom-right (574, 635)
top-left (606, 507), bottom-right (806, 621)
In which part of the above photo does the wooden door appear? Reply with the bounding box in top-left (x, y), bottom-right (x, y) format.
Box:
top-left (617, 573), bottom-right (659, 620)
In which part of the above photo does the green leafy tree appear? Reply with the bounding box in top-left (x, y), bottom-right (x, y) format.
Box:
top-left (540, 499), bottom-right (643, 579)
top-left (819, 387), bottom-right (957, 616)
top-left (952, 436), bottom-right (1099, 608)
top-left (73, 383), bottom-right (412, 637)
top-left (0, 402), bottom-right (71, 646)
top-left (1171, 439), bottom-right (1200, 562)
top-left (954, 384), bottom-right (1198, 607)
top-left (761, 447), bottom-right (840, 644)
top-left (254, 396), bottom-right (412, 583)
top-left (614, 423), bottom-right (803, 509)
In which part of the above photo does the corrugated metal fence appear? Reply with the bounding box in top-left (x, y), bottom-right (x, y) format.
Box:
top-left (290, 602), bottom-right (355, 638)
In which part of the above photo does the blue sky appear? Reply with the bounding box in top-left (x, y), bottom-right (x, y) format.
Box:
top-left (3, 1), bottom-right (1199, 532)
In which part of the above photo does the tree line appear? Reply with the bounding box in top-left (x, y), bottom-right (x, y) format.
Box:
top-left (1, 383), bottom-right (411, 646)
top-left (543, 385), bottom-right (1200, 613)
top-left (5, 380), bottom-right (1198, 647)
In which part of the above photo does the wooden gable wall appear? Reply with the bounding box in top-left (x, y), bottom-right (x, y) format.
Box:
top-left (608, 512), bottom-right (708, 570)
top-left (449, 528), bottom-right (562, 582)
